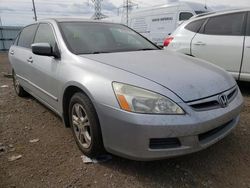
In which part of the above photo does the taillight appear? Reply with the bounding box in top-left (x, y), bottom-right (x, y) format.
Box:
top-left (163, 37), bottom-right (174, 47)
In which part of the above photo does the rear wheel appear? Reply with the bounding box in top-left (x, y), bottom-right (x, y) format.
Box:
top-left (12, 70), bottom-right (28, 97)
top-left (69, 92), bottom-right (105, 158)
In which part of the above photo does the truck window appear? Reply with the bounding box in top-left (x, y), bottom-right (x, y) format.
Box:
top-left (179, 12), bottom-right (194, 21)
top-left (185, 19), bottom-right (206, 33)
top-left (203, 13), bottom-right (245, 36)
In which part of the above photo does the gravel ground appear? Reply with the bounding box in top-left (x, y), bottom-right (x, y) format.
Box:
top-left (0, 52), bottom-right (250, 188)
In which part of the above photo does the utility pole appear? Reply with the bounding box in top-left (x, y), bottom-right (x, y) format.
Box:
top-left (32, 0), bottom-right (37, 21)
top-left (121, 0), bottom-right (138, 26)
top-left (91, 0), bottom-right (106, 20)
top-left (126, 0), bottom-right (128, 26)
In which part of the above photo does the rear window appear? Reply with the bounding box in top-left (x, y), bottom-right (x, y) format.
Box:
top-left (203, 13), bottom-right (245, 36)
top-left (18, 24), bottom-right (37, 48)
top-left (179, 12), bottom-right (194, 21)
top-left (185, 19), bottom-right (206, 33)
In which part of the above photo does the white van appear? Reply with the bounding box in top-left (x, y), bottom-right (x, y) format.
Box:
top-left (127, 1), bottom-right (211, 46)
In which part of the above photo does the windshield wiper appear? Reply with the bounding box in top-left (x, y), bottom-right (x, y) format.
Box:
top-left (92, 51), bottom-right (110, 54)
top-left (90, 48), bottom-right (158, 54)
top-left (137, 48), bottom-right (158, 51)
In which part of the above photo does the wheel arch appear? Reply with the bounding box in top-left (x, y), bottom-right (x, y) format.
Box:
top-left (61, 82), bottom-right (96, 127)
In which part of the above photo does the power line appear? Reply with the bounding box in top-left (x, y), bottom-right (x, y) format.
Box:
top-left (132, 0), bottom-right (151, 7)
top-left (1, 1), bottom-right (85, 4)
top-left (1, 0), bottom-right (121, 21)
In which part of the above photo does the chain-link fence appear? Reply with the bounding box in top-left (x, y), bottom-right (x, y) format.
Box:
top-left (0, 26), bottom-right (22, 51)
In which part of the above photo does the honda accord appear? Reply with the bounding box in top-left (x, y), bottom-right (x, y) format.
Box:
top-left (9, 19), bottom-right (243, 160)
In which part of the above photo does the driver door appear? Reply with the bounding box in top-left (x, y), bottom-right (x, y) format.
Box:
top-left (29, 23), bottom-right (61, 111)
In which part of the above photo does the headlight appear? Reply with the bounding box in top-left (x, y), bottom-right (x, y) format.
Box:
top-left (112, 82), bottom-right (185, 114)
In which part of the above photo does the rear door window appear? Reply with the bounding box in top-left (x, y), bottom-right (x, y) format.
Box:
top-left (185, 19), bottom-right (206, 33)
top-left (203, 13), bottom-right (245, 36)
top-left (247, 12), bottom-right (250, 36)
top-left (179, 12), bottom-right (194, 21)
top-left (34, 23), bottom-right (56, 50)
top-left (14, 33), bottom-right (20, 45)
top-left (17, 24), bottom-right (37, 48)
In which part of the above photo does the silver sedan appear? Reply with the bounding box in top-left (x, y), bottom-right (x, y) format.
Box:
top-left (9, 19), bottom-right (243, 161)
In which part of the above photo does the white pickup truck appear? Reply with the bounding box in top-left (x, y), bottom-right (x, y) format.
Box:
top-left (164, 9), bottom-right (250, 82)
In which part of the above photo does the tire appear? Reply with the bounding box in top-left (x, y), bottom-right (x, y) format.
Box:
top-left (69, 92), bottom-right (105, 158)
top-left (12, 70), bottom-right (28, 97)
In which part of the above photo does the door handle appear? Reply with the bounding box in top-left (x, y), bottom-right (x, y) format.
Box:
top-left (10, 51), bottom-right (14, 55)
top-left (193, 42), bottom-right (206, 46)
top-left (27, 57), bottom-right (33, 63)
top-left (246, 46), bottom-right (250, 48)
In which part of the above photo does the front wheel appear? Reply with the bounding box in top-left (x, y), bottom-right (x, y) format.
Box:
top-left (12, 70), bottom-right (28, 97)
top-left (69, 92), bottom-right (105, 158)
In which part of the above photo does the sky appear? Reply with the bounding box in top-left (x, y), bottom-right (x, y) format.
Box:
top-left (0, 0), bottom-right (250, 26)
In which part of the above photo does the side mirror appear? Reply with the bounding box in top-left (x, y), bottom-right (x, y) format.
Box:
top-left (31, 43), bottom-right (60, 58)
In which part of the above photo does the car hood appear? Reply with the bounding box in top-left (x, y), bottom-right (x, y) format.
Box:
top-left (80, 50), bottom-right (236, 102)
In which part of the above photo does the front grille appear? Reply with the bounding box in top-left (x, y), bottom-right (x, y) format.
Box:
top-left (227, 88), bottom-right (237, 102)
top-left (149, 138), bottom-right (181, 149)
top-left (190, 100), bottom-right (220, 110)
top-left (189, 87), bottom-right (238, 111)
top-left (198, 120), bottom-right (233, 143)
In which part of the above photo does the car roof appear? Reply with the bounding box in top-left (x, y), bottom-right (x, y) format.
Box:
top-left (22, 18), bottom-right (120, 29)
top-left (190, 8), bottom-right (250, 21)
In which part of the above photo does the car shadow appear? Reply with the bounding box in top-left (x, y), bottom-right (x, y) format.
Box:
top-left (23, 94), bottom-right (64, 123)
top-left (100, 132), bottom-right (241, 187)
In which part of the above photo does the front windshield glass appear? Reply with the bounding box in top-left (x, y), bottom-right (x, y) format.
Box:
top-left (59, 22), bottom-right (159, 55)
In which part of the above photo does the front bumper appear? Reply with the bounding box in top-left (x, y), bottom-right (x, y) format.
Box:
top-left (95, 88), bottom-right (244, 161)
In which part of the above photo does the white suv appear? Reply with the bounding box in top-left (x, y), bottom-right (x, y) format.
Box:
top-left (164, 9), bottom-right (250, 82)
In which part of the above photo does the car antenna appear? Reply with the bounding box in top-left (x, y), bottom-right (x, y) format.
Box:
top-left (204, 0), bottom-right (208, 10)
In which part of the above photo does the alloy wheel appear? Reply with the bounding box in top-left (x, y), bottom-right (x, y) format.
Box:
top-left (71, 103), bottom-right (92, 149)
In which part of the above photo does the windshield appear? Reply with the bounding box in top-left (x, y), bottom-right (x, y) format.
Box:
top-left (59, 22), bottom-right (159, 55)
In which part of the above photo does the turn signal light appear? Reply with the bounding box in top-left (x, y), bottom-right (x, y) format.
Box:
top-left (116, 94), bottom-right (131, 112)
